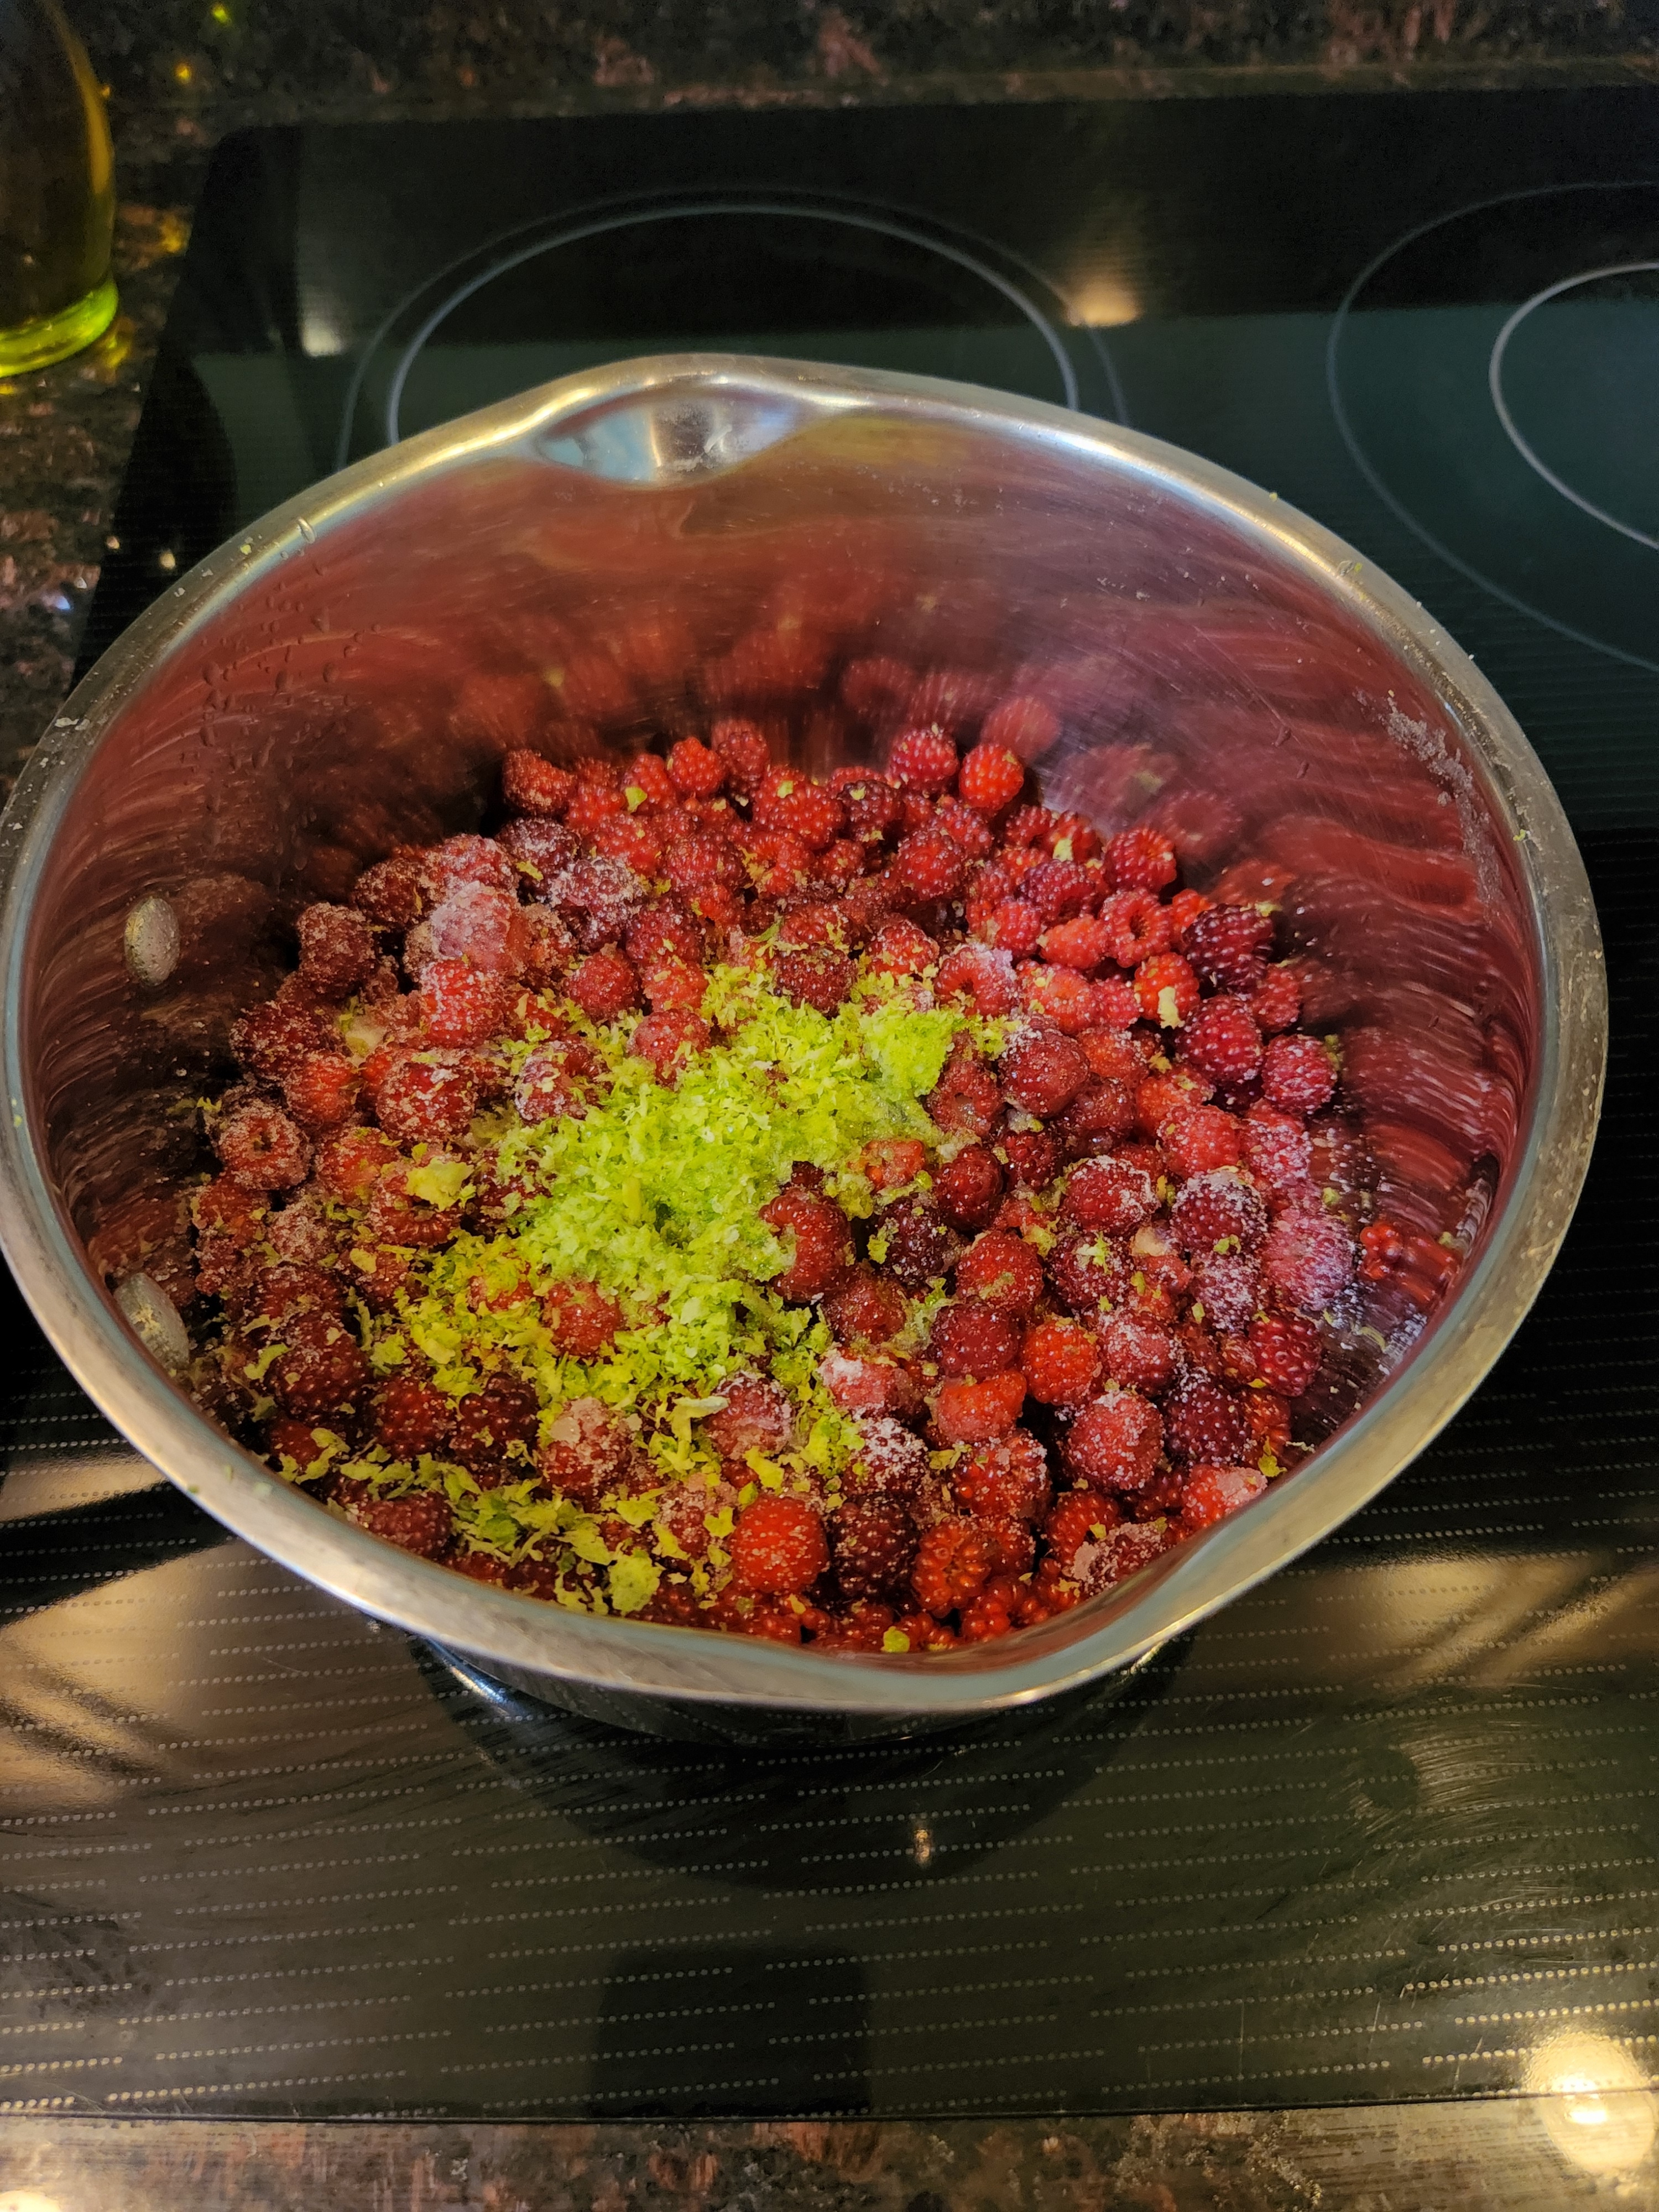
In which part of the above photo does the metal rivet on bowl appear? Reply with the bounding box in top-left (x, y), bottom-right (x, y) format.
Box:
top-left (123, 894), bottom-right (180, 987)
top-left (115, 1273), bottom-right (191, 1374)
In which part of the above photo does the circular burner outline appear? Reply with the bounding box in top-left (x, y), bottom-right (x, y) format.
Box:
top-left (1488, 257), bottom-right (1659, 555)
top-left (1326, 179), bottom-right (1659, 675)
top-left (363, 194), bottom-right (1088, 454)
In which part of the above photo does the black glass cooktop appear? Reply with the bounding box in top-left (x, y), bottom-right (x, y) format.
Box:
top-left (7, 90), bottom-right (1659, 2124)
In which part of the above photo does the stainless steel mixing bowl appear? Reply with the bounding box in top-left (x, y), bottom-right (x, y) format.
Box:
top-left (0, 356), bottom-right (1606, 1739)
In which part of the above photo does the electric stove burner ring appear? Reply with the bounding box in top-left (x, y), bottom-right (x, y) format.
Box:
top-left (1489, 258), bottom-right (1659, 554)
top-left (377, 197), bottom-right (1084, 451)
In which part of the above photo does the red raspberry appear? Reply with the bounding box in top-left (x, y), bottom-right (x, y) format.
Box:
top-left (709, 716), bottom-right (773, 795)
top-left (1135, 952), bottom-right (1201, 1027)
top-left (1046, 1230), bottom-right (1125, 1317)
top-left (1079, 1032), bottom-right (1146, 1087)
top-left (980, 695), bottom-right (1059, 761)
top-left (823, 770), bottom-right (898, 845)
top-left (926, 1048), bottom-right (1003, 1140)
top-left (267, 1311), bottom-right (369, 1419)
top-left (365, 1157), bottom-right (467, 1249)
top-left (570, 947), bottom-right (640, 1021)
top-left (1050, 1079), bottom-right (1138, 1160)
top-left (664, 736), bottom-right (726, 799)
top-left (424, 832), bottom-right (519, 900)
top-left (1185, 902), bottom-right (1274, 992)
top-left (911, 1519), bottom-right (999, 1616)
top-left (1041, 1489), bottom-right (1125, 1579)
top-left (773, 947), bottom-right (856, 1014)
top-left (955, 1431), bottom-right (1050, 1521)
top-left (897, 825), bottom-right (966, 900)
top-left (1021, 1318), bottom-right (1102, 1406)
top-left (1191, 1250), bottom-right (1262, 1334)
top-left (930, 1299), bottom-right (1021, 1379)
top-left (1064, 1391), bottom-right (1163, 1491)
top-left (448, 1376), bottom-right (540, 1484)
top-left (979, 899), bottom-right (1043, 955)
top-left (752, 769), bottom-right (844, 853)
top-left (1097, 890), bottom-right (1170, 969)
top-left (1358, 1218), bottom-right (1407, 1283)
top-left (1167, 888), bottom-right (1212, 944)
top-left (352, 852), bottom-right (427, 932)
top-left (666, 831), bottom-right (746, 901)
top-left (515, 1037), bottom-right (604, 1123)
top-left (502, 751), bottom-right (577, 817)
top-left (374, 1055), bottom-right (479, 1144)
top-left (995, 1132), bottom-right (1054, 1191)
top-left (1069, 1517), bottom-right (1173, 1595)
top-left (565, 779), bottom-right (628, 838)
top-left (1087, 977), bottom-right (1140, 1028)
top-left (498, 816), bottom-right (580, 891)
top-left (1261, 1034), bottom-right (1337, 1115)
top-left (282, 1054), bottom-right (361, 1133)
top-left (372, 1374), bottom-right (453, 1459)
top-left (876, 1196), bottom-right (958, 1291)
top-left (822, 1264), bottom-right (908, 1346)
top-left (1261, 1204), bottom-right (1353, 1314)
top-left (295, 904), bottom-right (377, 1001)
top-left (999, 1030), bottom-right (1089, 1118)
top-left (954, 1230), bottom-right (1045, 1316)
top-left (639, 957), bottom-right (705, 1014)
top-left (242, 1260), bottom-right (343, 1327)
top-left (830, 1498), bottom-right (917, 1599)
top-left (958, 741), bottom-right (1027, 815)
top-left (1181, 1463), bottom-right (1270, 1533)
top-left (1105, 826), bottom-right (1177, 891)
top-left (535, 1394), bottom-right (631, 1505)
top-left (348, 1491), bottom-right (454, 1561)
top-left (1181, 995), bottom-right (1264, 1085)
top-left (1250, 966), bottom-right (1302, 1035)
top-left (1097, 1311), bottom-right (1181, 1393)
top-left (592, 815), bottom-right (665, 877)
top-left (933, 796), bottom-right (995, 860)
top-left (858, 1137), bottom-right (927, 1191)
top-left (729, 1496), bottom-right (828, 1597)
top-left (1249, 1309), bottom-right (1321, 1395)
top-left (217, 1103), bottom-right (310, 1191)
top-left (775, 899), bottom-right (851, 952)
top-left (314, 1126), bottom-right (398, 1206)
top-left (760, 1186), bottom-right (854, 1301)
top-left (1001, 804), bottom-right (1055, 849)
top-left (936, 943), bottom-right (1019, 1016)
top-left (1021, 859), bottom-right (1093, 926)
top-left (621, 753), bottom-right (676, 811)
top-left (231, 999), bottom-right (337, 1082)
top-left (417, 961), bottom-right (511, 1047)
top-left (626, 902), bottom-right (706, 968)
top-left (544, 1277), bottom-right (626, 1357)
top-left (1060, 1156), bottom-right (1158, 1235)
top-left (424, 884), bottom-right (533, 978)
top-left (631, 1009), bottom-right (710, 1081)
top-left (1160, 1104), bottom-right (1244, 1178)
top-left (888, 726), bottom-right (959, 793)
top-left (1164, 1373), bottom-right (1252, 1465)
top-left (933, 1144), bottom-right (1005, 1232)
top-left (1039, 916), bottom-right (1112, 971)
top-left (1170, 1169), bottom-right (1268, 1255)
top-left (705, 1372), bottom-right (793, 1463)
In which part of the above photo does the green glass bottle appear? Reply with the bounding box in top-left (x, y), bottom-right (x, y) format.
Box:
top-left (0, 0), bottom-right (116, 373)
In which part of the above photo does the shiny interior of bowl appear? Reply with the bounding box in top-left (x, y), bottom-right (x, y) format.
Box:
top-left (0, 357), bottom-right (1601, 1725)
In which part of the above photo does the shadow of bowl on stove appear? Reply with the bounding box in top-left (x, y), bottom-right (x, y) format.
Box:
top-left (0, 353), bottom-right (1605, 1738)
top-left (417, 1635), bottom-right (1193, 1887)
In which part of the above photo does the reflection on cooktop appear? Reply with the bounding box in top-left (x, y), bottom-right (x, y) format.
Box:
top-left (1328, 181), bottom-right (1659, 670)
top-left (337, 194), bottom-right (1122, 460)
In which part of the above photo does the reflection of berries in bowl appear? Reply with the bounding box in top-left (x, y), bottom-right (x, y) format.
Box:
top-left (0, 357), bottom-right (1604, 1739)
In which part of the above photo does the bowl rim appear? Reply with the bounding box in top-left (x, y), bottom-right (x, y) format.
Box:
top-left (0, 351), bottom-right (1608, 1715)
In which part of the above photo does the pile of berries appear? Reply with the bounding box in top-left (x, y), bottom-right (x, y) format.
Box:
top-left (169, 690), bottom-right (1425, 1655)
